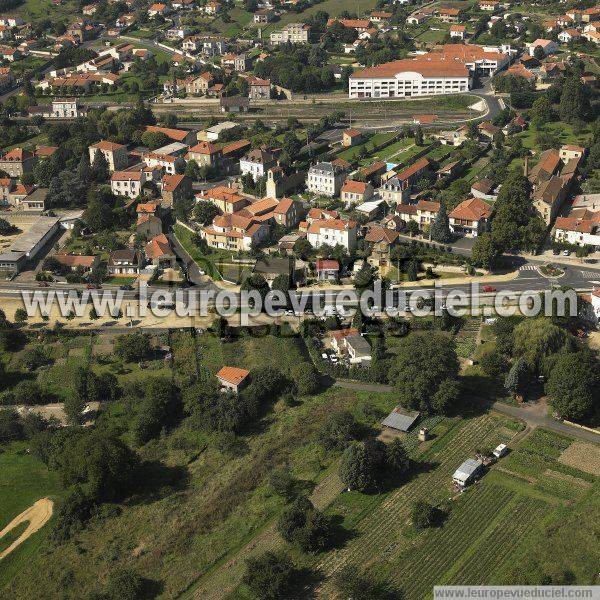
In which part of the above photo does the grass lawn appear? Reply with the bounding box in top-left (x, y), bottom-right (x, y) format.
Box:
top-left (173, 223), bottom-right (224, 281)
top-left (103, 276), bottom-right (138, 286)
top-left (336, 131), bottom-right (396, 162)
top-left (517, 122), bottom-right (594, 151)
top-left (212, 7), bottom-right (253, 37)
top-left (312, 423), bottom-right (599, 598)
top-left (11, 0), bottom-right (77, 23)
top-left (258, 0), bottom-right (379, 36)
top-left (413, 19), bottom-right (451, 44)
top-left (1, 383), bottom-right (399, 599)
top-left (0, 444), bottom-right (63, 589)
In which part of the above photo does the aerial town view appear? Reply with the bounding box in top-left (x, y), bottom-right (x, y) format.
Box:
top-left (0, 0), bottom-right (599, 597)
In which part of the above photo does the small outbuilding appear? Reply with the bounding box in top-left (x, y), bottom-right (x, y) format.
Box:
top-left (217, 366), bottom-right (250, 393)
top-left (382, 406), bottom-right (420, 432)
top-left (452, 458), bottom-right (484, 488)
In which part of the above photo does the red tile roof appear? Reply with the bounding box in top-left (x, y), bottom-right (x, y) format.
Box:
top-left (342, 180), bottom-right (370, 194)
top-left (162, 174), bottom-right (187, 192)
top-left (449, 198), bottom-right (492, 221)
top-left (145, 125), bottom-right (190, 142)
top-left (315, 259), bottom-right (339, 271)
top-left (91, 140), bottom-right (125, 151)
top-left (217, 366), bottom-right (250, 385)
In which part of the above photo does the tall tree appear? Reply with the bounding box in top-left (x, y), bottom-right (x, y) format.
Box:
top-left (545, 350), bottom-right (600, 421)
top-left (388, 332), bottom-right (459, 413)
top-left (429, 202), bottom-right (452, 243)
top-left (559, 74), bottom-right (587, 124)
top-left (91, 150), bottom-right (109, 182)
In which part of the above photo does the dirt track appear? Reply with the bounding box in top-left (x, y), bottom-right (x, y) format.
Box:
top-left (0, 498), bottom-right (54, 560)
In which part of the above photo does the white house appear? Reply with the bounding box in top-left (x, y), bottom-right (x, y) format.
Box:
top-left (306, 162), bottom-right (347, 197)
top-left (239, 148), bottom-right (277, 181)
top-left (28, 98), bottom-right (86, 119)
top-left (449, 197), bottom-right (492, 237)
top-left (553, 215), bottom-right (600, 249)
top-left (110, 170), bottom-right (147, 199)
top-left (307, 218), bottom-right (357, 251)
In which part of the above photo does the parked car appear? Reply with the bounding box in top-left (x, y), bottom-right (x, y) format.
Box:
top-left (37, 281), bottom-right (50, 287)
top-left (482, 285), bottom-right (497, 293)
top-left (119, 284), bottom-right (133, 291)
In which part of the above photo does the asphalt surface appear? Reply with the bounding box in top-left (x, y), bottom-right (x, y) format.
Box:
top-left (1, 261), bottom-right (599, 305)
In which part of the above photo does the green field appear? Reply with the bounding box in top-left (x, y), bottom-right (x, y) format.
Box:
top-left (313, 426), bottom-right (599, 598)
top-left (258, 0), bottom-right (379, 36)
top-left (516, 122), bottom-right (595, 150)
top-left (10, 0), bottom-right (77, 23)
top-left (0, 446), bottom-right (63, 589)
top-left (336, 131), bottom-right (397, 162)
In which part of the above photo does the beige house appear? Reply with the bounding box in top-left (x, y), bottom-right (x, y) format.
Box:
top-left (0, 148), bottom-right (37, 177)
top-left (270, 23), bottom-right (310, 45)
top-left (187, 141), bottom-right (223, 167)
top-left (342, 128), bottom-right (362, 147)
top-left (341, 179), bottom-right (374, 204)
top-left (185, 72), bottom-right (214, 95)
top-left (89, 140), bottom-right (128, 172)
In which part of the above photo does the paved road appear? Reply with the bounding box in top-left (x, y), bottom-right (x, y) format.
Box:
top-left (492, 402), bottom-right (600, 444)
top-left (333, 381), bottom-right (600, 444)
top-left (1, 261), bottom-right (598, 302)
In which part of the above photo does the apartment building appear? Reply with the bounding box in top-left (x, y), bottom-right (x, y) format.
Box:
top-left (306, 162), bottom-right (347, 197)
top-left (89, 140), bottom-right (128, 172)
top-left (270, 23), bottom-right (310, 45)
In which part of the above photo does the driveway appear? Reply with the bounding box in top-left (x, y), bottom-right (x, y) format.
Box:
top-left (333, 380), bottom-right (600, 444)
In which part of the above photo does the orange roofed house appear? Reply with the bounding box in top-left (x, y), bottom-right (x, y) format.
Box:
top-left (145, 233), bottom-right (177, 269)
top-left (187, 141), bottom-right (223, 167)
top-left (145, 125), bottom-right (196, 146)
top-left (0, 148), bottom-right (37, 177)
top-left (198, 185), bottom-right (250, 213)
top-left (202, 211), bottom-right (270, 252)
top-left (88, 140), bottom-right (128, 172)
top-left (341, 179), bottom-right (374, 204)
top-left (217, 366), bottom-right (250, 393)
top-left (449, 198), bottom-right (492, 237)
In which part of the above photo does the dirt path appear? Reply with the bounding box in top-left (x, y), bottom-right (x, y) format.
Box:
top-left (0, 498), bottom-right (54, 560)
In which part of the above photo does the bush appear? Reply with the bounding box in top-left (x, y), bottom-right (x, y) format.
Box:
top-left (114, 332), bottom-right (153, 362)
top-left (277, 496), bottom-right (334, 553)
top-left (243, 551), bottom-right (297, 600)
top-left (318, 411), bottom-right (359, 450)
top-left (13, 379), bottom-right (46, 405)
top-left (411, 499), bottom-right (443, 530)
top-left (339, 440), bottom-right (387, 492)
top-left (290, 362), bottom-right (320, 396)
top-left (52, 485), bottom-right (95, 542)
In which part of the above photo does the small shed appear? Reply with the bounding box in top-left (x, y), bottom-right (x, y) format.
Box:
top-left (382, 406), bottom-right (420, 432)
top-left (452, 458), bottom-right (484, 487)
top-left (217, 366), bottom-right (250, 393)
